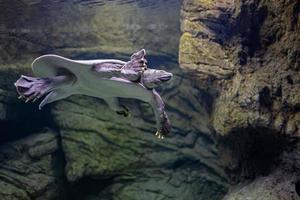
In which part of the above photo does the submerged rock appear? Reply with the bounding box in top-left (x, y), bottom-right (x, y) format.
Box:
top-left (0, 130), bottom-right (65, 200)
top-left (223, 143), bottom-right (300, 200)
top-left (180, 0), bottom-right (300, 199)
top-left (51, 65), bottom-right (228, 199)
top-left (179, 0), bottom-right (235, 84)
top-left (180, 0), bottom-right (300, 137)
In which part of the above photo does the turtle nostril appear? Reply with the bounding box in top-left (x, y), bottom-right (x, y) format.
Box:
top-left (139, 58), bottom-right (147, 64)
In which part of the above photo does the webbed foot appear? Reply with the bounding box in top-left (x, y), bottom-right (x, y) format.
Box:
top-left (155, 131), bottom-right (165, 139)
top-left (121, 49), bottom-right (148, 81)
top-left (15, 75), bottom-right (55, 103)
top-left (155, 113), bottom-right (171, 139)
top-left (128, 49), bottom-right (148, 71)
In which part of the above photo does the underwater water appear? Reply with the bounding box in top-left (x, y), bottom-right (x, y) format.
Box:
top-left (0, 0), bottom-right (228, 200)
top-left (1, 0), bottom-right (299, 200)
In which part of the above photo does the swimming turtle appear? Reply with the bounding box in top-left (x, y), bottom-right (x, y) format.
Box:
top-left (14, 49), bottom-right (172, 139)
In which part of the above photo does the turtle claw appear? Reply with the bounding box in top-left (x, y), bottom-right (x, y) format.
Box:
top-left (121, 49), bottom-right (148, 77)
top-left (32, 97), bottom-right (38, 103)
top-left (155, 131), bottom-right (165, 139)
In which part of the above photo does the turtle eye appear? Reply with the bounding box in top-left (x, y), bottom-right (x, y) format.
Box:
top-left (139, 59), bottom-right (147, 64)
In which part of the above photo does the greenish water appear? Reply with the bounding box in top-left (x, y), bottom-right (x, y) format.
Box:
top-left (0, 1), bottom-right (228, 200)
top-left (0, 0), bottom-right (184, 140)
top-left (0, 0), bottom-right (181, 61)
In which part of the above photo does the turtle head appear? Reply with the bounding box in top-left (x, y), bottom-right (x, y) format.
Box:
top-left (142, 69), bottom-right (173, 89)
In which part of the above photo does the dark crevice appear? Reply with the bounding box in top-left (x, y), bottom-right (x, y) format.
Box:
top-left (259, 86), bottom-right (272, 108)
top-left (51, 134), bottom-right (69, 200)
top-left (68, 176), bottom-right (117, 200)
top-left (291, 1), bottom-right (300, 31)
top-left (51, 121), bottom-right (70, 199)
top-left (48, 103), bottom-right (119, 200)
top-left (274, 85), bottom-right (282, 97)
top-left (220, 127), bottom-right (290, 183)
top-left (0, 68), bottom-right (57, 143)
top-left (221, 1), bottom-right (269, 66)
top-left (286, 75), bottom-right (294, 85)
top-left (0, 103), bottom-right (54, 144)
top-left (296, 180), bottom-right (300, 197)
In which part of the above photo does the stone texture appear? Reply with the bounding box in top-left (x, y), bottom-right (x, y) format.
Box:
top-left (179, 0), bottom-right (235, 86)
top-left (180, 0), bottom-right (300, 137)
top-left (179, 0), bottom-right (300, 199)
top-left (223, 143), bottom-right (300, 200)
top-left (51, 61), bottom-right (228, 199)
top-left (0, 130), bottom-right (65, 200)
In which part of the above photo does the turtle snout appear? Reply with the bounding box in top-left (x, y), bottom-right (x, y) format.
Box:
top-left (158, 72), bottom-right (173, 82)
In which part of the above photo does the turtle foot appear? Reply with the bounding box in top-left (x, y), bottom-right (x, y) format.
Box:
top-left (120, 49), bottom-right (148, 81)
top-left (116, 105), bottom-right (130, 117)
top-left (15, 75), bottom-right (55, 103)
top-left (155, 131), bottom-right (165, 139)
top-left (155, 114), bottom-right (171, 139)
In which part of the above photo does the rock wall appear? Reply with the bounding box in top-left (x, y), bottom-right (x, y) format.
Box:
top-left (0, 130), bottom-right (66, 200)
top-left (51, 71), bottom-right (228, 199)
top-left (180, 0), bottom-right (300, 199)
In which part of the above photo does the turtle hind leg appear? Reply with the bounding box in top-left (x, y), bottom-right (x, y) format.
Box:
top-left (150, 89), bottom-right (171, 139)
top-left (15, 75), bottom-right (73, 103)
top-left (116, 105), bottom-right (130, 117)
top-left (15, 75), bottom-right (49, 102)
top-left (104, 97), bottom-right (130, 117)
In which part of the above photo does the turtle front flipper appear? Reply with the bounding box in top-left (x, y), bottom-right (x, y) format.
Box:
top-left (39, 88), bottom-right (73, 110)
top-left (15, 75), bottom-right (74, 104)
top-left (120, 49), bottom-right (147, 81)
top-left (150, 89), bottom-right (171, 139)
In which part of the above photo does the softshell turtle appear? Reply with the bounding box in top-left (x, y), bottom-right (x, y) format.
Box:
top-left (14, 49), bottom-right (172, 138)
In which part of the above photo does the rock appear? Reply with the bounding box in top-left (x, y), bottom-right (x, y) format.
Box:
top-left (180, 0), bottom-right (300, 137)
top-left (179, 0), bottom-right (235, 89)
top-left (52, 62), bottom-right (228, 199)
top-left (0, 54), bottom-right (66, 199)
top-left (0, 130), bottom-right (65, 200)
top-left (223, 143), bottom-right (300, 200)
top-left (179, 0), bottom-right (300, 199)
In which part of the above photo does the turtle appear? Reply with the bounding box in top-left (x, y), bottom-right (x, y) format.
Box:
top-left (14, 49), bottom-right (173, 139)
